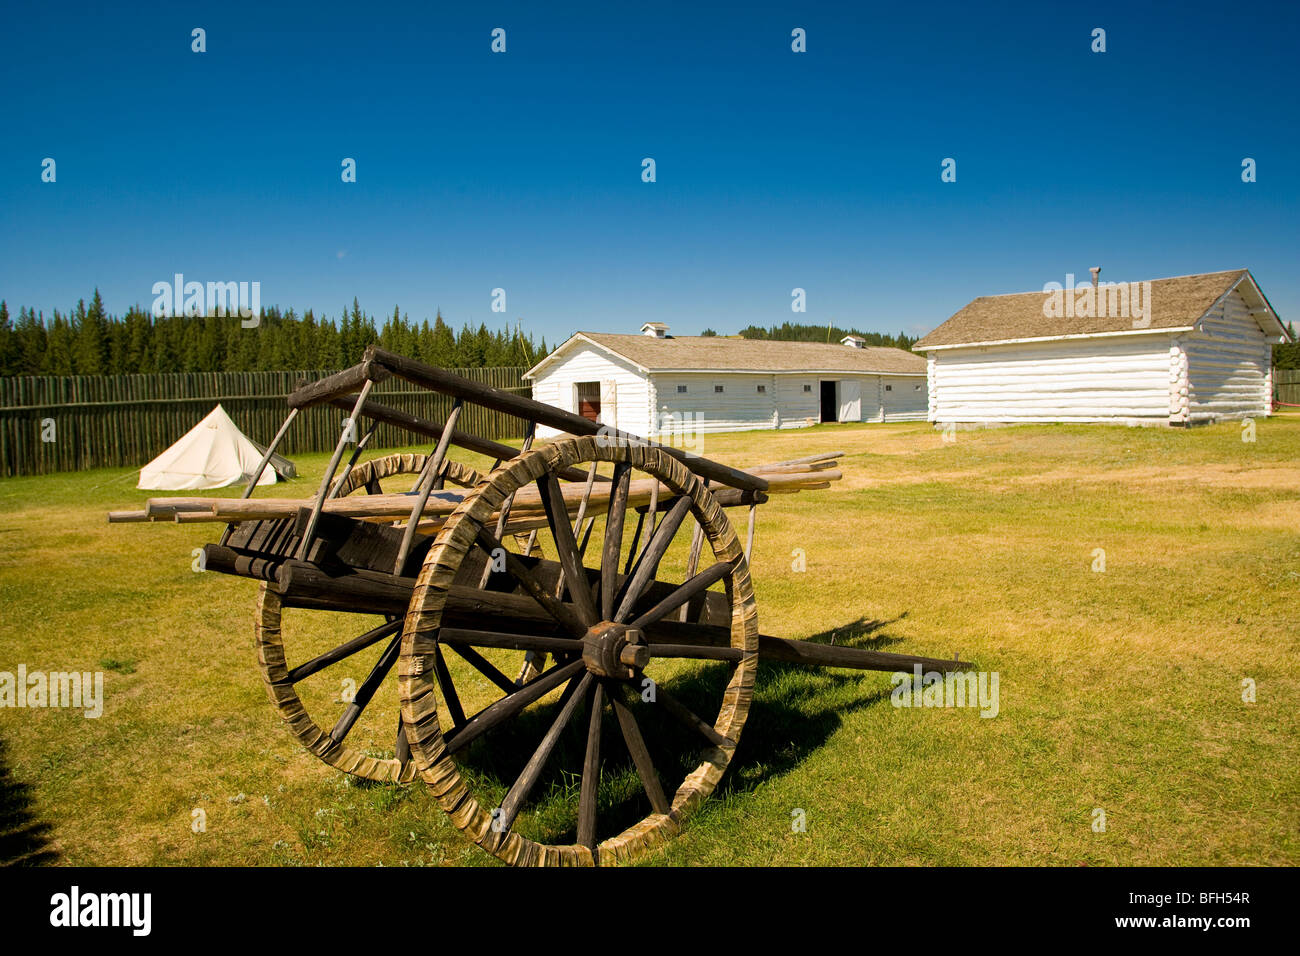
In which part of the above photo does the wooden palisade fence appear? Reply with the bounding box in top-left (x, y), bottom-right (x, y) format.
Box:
top-left (1276, 369), bottom-right (1300, 408)
top-left (0, 367), bottom-right (529, 477)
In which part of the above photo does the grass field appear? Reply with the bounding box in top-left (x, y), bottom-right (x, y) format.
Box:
top-left (1, 414), bottom-right (1297, 866)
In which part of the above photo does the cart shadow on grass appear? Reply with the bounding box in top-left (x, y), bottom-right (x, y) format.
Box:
top-left (0, 737), bottom-right (59, 866)
top-left (437, 615), bottom-right (908, 850)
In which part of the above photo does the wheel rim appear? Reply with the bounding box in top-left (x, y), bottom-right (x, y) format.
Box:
top-left (334, 453), bottom-right (483, 498)
top-left (256, 585), bottom-right (417, 783)
top-left (253, 453), bottom-right (481, 783)
top-left (399, 436), bottom-right (759, 865)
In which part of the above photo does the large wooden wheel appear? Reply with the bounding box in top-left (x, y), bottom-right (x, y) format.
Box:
top-left (398, 436), bottom-right (760, 865)
top-left (253, 452), bottom-right (483, 783)
top-left (334, 452), bottom-right (484, 497)
top-left (256, 585), bottom-right (417, 782)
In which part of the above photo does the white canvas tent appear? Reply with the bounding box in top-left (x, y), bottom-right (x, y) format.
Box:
top-left (138, 404), bottom-right (279, 491)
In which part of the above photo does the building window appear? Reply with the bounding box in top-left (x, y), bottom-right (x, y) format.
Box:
top-left (885, 385), bottom-right (892, 391)
top-left (915, 384), bottom-right (922, 391)
top-left (757, 385), bottom-right (766, 393)
top-left (714, 385), bottom-right (724, 393)
top-left (803, 384), bottom-right (812, 392)
top-left (676, 385), bottom-right (687, 393)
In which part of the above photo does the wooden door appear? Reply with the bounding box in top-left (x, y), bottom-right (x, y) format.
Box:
top-left (576, 381), bottom-right (601, 422)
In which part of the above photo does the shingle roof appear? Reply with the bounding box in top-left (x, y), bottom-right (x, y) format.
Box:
top-left (564, 333), bottom-right (927, 375)
top-left (914, 270), bottom-right (1252, 349)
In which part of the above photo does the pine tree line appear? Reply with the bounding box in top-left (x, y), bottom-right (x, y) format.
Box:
top-left (736, 322), bottom-right (919, 351)
top-left (3, 294), bottom-right (1292, 377)
top-left (0, 291), bottom-right (547, 377)
top-left (1273, 322), bottom-right (1300, 370)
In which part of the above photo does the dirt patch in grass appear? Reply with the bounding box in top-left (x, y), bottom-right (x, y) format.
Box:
top-left (1011, 463), bottom-right (1300, 491)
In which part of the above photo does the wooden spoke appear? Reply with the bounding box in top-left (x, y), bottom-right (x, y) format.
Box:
top-left (286, 618), bottom-right (402, 684)
top-left (478, 428), bottom-right (535, 588)
top-left (438, 628), bottom-right (583, 656)
top-left (256, 509), bottom-right (422, 786)
top-left (431, 644), bottom-right (466, 730)
top-left (496, 673), bottom-right (593, 834)
top-left (644, 643), bottom-right (743, 662)
top-left (615, 679), bottom-right (733, 750)
top-left (395, 718), bottom-right (411, 764)
top-left (447, 643), bottom-right (518, 696)
top-left (600, 463), bottom-right (633, 620)
top-left (251, 455), bottom-right (444, 785)
top-left (745, 503), bottom-right (757, 561)
top-left (330, 631), bottom-right (401, 743)
top-left (473, 526), bottom-right (586, 636)
top-left (643, 482), bottom-right (660, 549)
top-left (609, 685), bottom-right (670, 815)
top-left (443, 659), bottom-right (585, 756)
top-left (397, 437), bottom-right (760, 865)
top-left (628, 559), bottom-right (735, 629)
top-left (577, 681), bottom-right (604, 850)
top-left (614, 495), bottom-right (694, 623)
top-left (577, 517), bottom-right (596, 558)
top-left (623, 510), bottom-right (645, 576)
top-left (536, 474), bottom-right (599, 625)
top-left (681, 519), bottom-right (706, 621)
top-left (570, 461), bottom-right (599, 535)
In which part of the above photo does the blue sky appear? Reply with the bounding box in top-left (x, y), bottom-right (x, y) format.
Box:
top-left (1, 0), bottom-right (1297, 341)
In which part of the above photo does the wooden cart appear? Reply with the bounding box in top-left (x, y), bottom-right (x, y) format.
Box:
top-left (114, 346), bottom-right (968, 866)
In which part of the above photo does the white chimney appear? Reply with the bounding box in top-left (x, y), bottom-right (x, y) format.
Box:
top-left (1090, 266), bottom-right (1100, 288)
top-left (640, 322), bottom-right (669, 338)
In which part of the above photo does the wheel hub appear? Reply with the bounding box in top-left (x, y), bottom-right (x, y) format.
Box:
top-left (582, 622), bottom-right (648, 679)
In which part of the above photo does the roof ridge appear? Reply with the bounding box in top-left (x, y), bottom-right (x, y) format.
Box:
top-left (971, 268), bottom-right (1247, 300)
top-left (914, 269), bottom-right (1265, 350)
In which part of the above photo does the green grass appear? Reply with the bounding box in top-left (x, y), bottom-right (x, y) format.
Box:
top-left (1, 414), bottom-right (1297, 866)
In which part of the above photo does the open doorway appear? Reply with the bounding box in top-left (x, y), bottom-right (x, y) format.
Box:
top-left (576, 381), bottom-right (601, 422)
top-left (820, 380), bottom-right (837, 422)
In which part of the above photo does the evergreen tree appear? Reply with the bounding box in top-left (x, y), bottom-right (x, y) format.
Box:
top-left (0, 293), bottom-right (544, 375)
top-left (0, 301), bottom-right (13, 376)
top-left (1273, 321), bottom-right (1299, 370)
top-left (429, 312), bottom-right (456, 367)
top-left (74, 290), bottom-right (110, 374)
top-left (15, 308), bottom-right (46, 374)
top-left (43, 311), bottom-right (77, 374)
top-left (736, 322), bottom-right (918, 351)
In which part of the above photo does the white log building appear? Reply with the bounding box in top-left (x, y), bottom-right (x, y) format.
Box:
top-left (526, 324), bottom-right (928, 438)
top-left (916, 269), bottom-right (1287, 425)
